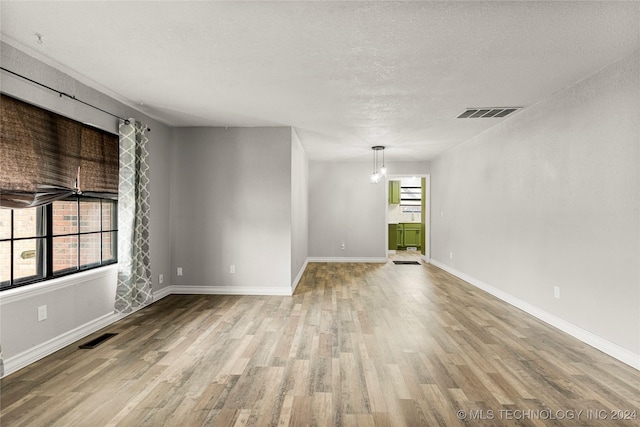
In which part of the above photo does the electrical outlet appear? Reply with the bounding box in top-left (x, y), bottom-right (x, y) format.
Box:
top-left (159, 274), bottom-right (164, 284)
top-left (340, 242), bottom-right (345, 250)
top-left (230, 265), bottom-right (236, 274)
top-left (177, 267), bottom-right (183, 276)
top-left (554, 286), bottom-right (560, 299)
top-left (449, 252), bottom-right (453, 259)
top-left (38, 305), bottom-right (47, 322)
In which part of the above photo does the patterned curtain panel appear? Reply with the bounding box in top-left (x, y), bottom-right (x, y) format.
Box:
top-left (115, 119), bottom-right (152, 312)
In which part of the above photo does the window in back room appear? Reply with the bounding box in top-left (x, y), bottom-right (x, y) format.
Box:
top-left (400, 185), bottom-right (422, 214)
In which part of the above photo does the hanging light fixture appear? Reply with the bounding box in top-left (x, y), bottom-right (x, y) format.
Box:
top-left (370, 146), bottom-right (386, 184)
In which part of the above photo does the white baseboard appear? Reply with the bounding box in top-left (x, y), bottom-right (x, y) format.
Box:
top-left (291, 259), bottom-right (309, 294)
top-left (0, 278), bottom-right (290, 378)
top-left (1, 296), bottom-right (166, 379)
top-left (2, 311), bottom-right (124, 377)
top-left (169, 285), bottom-right (293, 296)
top-left (430, 259), bottom-right (640, 371)
top-left (307, 257), bottom-right (388, 263)
top-left (19, 258), bottom-right (636, 383)
top-left (153, 285), bottom-right (172, 301)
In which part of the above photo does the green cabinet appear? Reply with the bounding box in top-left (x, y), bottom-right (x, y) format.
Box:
top-left (388, 180), bottom-right (400, 204)
top-left (388, 224), bottom-right (398, 250)
top-left (393, 223), bottom-right (422, 249)
top-left (402, 223), bottom-right (422, 247)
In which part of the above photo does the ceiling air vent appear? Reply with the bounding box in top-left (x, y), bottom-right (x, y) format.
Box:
top-left (457, 107), bottom-right (521, 119)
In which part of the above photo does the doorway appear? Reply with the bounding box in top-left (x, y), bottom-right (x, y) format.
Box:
top-left (385, 174), bottom-right (430, 263)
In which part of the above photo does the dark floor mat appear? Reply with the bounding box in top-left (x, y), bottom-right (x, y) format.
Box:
top-left (393, 261), bottom-right (421, 265)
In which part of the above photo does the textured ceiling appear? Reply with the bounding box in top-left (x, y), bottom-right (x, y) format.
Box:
top-left (1, 1), bottom-right (639, 161)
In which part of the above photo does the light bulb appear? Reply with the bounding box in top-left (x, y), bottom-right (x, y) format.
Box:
top-left (380, 165), bottom-right (387, 176)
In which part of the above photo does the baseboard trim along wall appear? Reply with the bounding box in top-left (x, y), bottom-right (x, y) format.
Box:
top-left (15, 257), bottom-right (636, 379)
top-left (291, 259), bottom-right (309, 294)
top-left (307, 257), bottom-right (388, 263)
top-left (1, 288), bottom-right (171, 378)
top-left (153, 285), bottom-right (172, 301)
top-left (170, 285), bottom-right (293, 296)
top-left (2, 311), bottom-right (123, 377)
top-left (430, 259), bottom-right (640, 371)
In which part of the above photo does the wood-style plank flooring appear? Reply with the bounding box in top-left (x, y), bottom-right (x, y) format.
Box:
top-left (1, 255), bottom-right (639, 426)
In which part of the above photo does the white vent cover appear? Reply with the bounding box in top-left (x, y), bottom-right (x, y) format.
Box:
top-left (457, 107), bottom-right (521, 119)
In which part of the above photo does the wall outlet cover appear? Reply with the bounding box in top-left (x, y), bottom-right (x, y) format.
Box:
top-left (37, 305), bottom-right (47, 321)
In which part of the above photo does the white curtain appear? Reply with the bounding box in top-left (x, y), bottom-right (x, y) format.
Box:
top-left (115, 119), bottom-right (152, 312)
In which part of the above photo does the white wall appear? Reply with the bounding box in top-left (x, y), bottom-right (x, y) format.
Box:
top-left (430, 50), bottom-right (640, 363)
top-left (309, 161), bottom-right (429, 260)
top-left (170, 127), bottom-right (293, 293)
top-left (290, 128), bottom-right (308, 287)
top-left (0, 41), bottom-right (173, 375)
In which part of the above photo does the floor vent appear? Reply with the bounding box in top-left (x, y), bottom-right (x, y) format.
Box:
top-left (79, 333), bottom-right (117, 349)
top-left (393, 261), bottom-right (421, 265)
top-left (457, 107), bottom-right (521, 119)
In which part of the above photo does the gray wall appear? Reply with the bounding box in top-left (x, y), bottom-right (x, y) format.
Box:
top-left (430, 50), bottom-right (640, 355)
top-left (308, 161), bottom-right (429, 259)
top-left (290, 129), bottom-right (308, 285)
top-left (0, 42), bottom-right (172, 364)
top-left (170, 127), bottom-right (293, 290)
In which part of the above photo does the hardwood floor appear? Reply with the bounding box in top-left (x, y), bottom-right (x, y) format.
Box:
top-left (1, 261), bottom-right (638, 426)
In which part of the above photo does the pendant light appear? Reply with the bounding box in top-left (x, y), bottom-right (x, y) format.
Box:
top-left (370, 146), bottom-right (386, 184)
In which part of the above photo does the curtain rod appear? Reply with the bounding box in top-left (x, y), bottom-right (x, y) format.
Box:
top-left (1, 66), bottom-right (150, 131)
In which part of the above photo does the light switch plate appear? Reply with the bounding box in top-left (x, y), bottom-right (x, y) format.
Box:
top-left (38, 305), bottom-right (47, 321)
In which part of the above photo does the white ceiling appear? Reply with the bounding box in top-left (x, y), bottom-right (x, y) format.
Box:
top-left (1, 1), bottom-right (639, 161)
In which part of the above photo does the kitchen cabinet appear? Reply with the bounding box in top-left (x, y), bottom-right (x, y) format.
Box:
top-left (388, 224), bottom-right (398, 250)
top-left (388, 180), bottom-right (400, 204)
top-left (391, 223), bottom-right (422, 249)
top-left (402, 223), bottom-right (421, 247)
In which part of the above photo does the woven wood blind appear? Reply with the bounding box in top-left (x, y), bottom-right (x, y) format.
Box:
top-left (0, 94), bottom-right (118, 208)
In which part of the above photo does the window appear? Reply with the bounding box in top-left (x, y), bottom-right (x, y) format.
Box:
top-left (1, 94), bottom-right (119, 291)
top-left (0, 197), bottom-right (117, 291)
top-left (400, 186), bottom-right (422, 214)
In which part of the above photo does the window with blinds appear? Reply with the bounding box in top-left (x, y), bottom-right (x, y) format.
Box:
top-left (400, 186), bottom-right (421, 213)
top-left (0, 94), bottom-right (119, 290)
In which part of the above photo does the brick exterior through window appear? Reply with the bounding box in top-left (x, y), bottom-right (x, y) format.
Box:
top-left (0, 197), bottom-right (117, 290)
